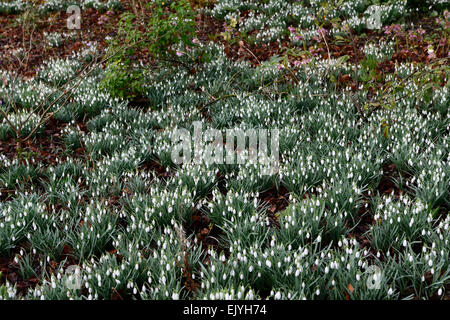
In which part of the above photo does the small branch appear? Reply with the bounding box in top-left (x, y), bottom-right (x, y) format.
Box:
top-left (198, 94), bottom-right (236, 111)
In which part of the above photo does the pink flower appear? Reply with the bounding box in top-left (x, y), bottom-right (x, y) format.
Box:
top-left (408, 31), bottom-right (417, 40)
top-left (223, 23), bottom-right (231, 32)
top-left (301, 58), bottom-right (311, 64)
top-left (317, 27), bottom-right (328, 37)
top-left (176, 51), bottom-right (184, 57)
top-left (97, 15), bottom-right (108, 25)
top-left (288, 26), bottom-right (296, 34)
top-left (385, 24), bottom-right (404, 37)
top-left (292, 60), bottom-right (301, 67)
top-left (444, 10), bottom-right (449, 20)
top-left (294, 34), bottom-right (303, 41)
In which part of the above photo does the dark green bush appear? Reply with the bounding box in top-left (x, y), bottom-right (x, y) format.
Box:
top-left (100, 0), bottom-right (197, 100)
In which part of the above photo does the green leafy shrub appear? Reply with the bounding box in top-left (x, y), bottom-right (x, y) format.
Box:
top-left (100, 0), bottom-right (197, 100)
top-left (100, 62), bottom-right (145, 100)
